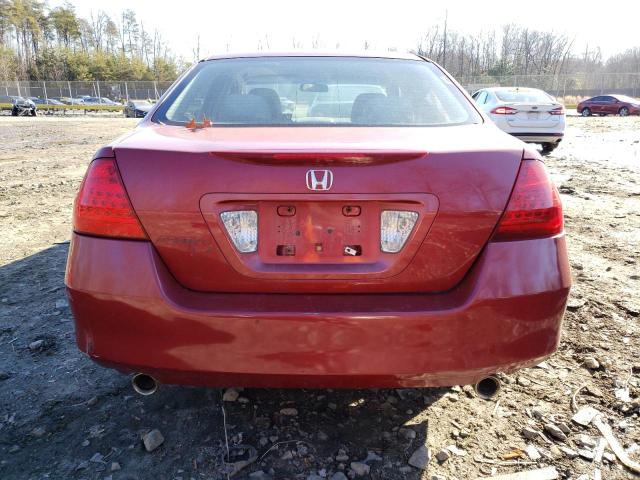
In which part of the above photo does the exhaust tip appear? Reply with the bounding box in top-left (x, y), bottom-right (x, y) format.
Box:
top-left (132, 373), bottom-right (158, 396)
top-left (474, 375), bottom-right (501, 400)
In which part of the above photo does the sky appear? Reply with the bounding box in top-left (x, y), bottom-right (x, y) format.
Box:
top-left (55, 0), bottom-right (640, 62)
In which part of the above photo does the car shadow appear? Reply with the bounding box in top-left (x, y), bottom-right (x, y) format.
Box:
top-left (0, 243), bottom-right (450, 480)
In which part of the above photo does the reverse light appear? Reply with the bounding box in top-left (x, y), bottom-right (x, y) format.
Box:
top-left (380, 210), bottom-right (418, 253)
top-left (490, 106), bottom-right (518, 115)
top-left (493, 159), bottom-right (563, 241)
top-left (73, 158), bottom-right (147, 239)
top-left (221, 210), bottom-right (258, 252)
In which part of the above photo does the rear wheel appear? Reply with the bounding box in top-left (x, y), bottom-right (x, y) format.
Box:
top-left (619, 107), bottom-right (630, 117)
top-left (541, 143), bottom-right (559, 155)
top-left (581, 107), bottom-right (591, 117)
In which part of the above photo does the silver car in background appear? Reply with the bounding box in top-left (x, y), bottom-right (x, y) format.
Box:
top-left (472, 87), bottom-right (565, 153)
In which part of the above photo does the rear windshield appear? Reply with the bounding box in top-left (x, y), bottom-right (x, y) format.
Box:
top-left (495, 89), bottom-right (554, 103)
top-left (154, 57), bottom-right (481, 127)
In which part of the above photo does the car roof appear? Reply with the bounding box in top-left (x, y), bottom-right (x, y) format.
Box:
top-left (202, 50), bottom-right (426, 62)
top-left (482, 87), bottom-right (543, 92)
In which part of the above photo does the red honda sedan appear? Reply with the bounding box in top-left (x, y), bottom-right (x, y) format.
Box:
top-left (65, 52), bottom-right (570, 394)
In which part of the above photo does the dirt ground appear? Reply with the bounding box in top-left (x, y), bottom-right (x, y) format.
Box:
top-left (0, 115), bottom-right (639, 480)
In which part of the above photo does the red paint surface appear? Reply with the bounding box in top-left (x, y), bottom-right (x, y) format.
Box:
top-left (66, 232), bottom-right (570, 388)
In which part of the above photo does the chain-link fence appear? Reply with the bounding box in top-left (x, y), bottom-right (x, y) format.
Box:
top-left (0, 80), bottom-right (174, 103)
top-left (2, 73), bottom-right (640, 106)
top-left (460, 73), bottom-right (640, 99)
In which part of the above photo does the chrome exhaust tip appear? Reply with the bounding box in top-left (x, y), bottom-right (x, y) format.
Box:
top-left (474, 375), bottom-right (501, 400)
top-left (132, 373), bottom-right (158, 396)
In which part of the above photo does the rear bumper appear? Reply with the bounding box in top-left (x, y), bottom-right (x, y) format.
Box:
top-left (65, 233), bottom-right (571, 388)
top-left (511, 133), bottom-right (564, 144)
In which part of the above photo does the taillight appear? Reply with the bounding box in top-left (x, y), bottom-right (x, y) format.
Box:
top-left (550, 106), bottom-right (565, 115)
top-left (73, 158), bottom-right (147, 239)
top-left (492, 159), bottom-right (563, 241)
top-left (380, 210), bottom-right (418, 253)
top-left (220, 210), bottom-right (258, 252)
top-left (490, 106), bottom-right (518, 115)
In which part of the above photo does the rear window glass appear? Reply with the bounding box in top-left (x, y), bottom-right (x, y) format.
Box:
top-left (495, 89), bottom-right (554, 103)
top-left (154, 57), bottom-right (481, 127)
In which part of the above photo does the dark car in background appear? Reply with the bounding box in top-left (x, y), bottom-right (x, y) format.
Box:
top-left (29, 97), bottom-right (65, 106)
top-left (124, 100), bottom-right (153, 118)
top-left (0, 95), bottom-right (37, 116)
top-left (82, 96), bottom-right (120, 106)
top-left (577, 94), bottom-right (640, 117)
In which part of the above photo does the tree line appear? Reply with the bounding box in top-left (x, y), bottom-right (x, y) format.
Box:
top-left (0, 0), bottom-right (183, 81)
top-left (1, 1), bottom-right (639, 83)
top-left (415, 23), bottom-right (640, 80)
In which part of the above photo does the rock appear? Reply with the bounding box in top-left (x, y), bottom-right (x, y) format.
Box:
top-left (522, 426), bottom-right (540, 440)
top-left (525, 445), bottom-right (541, 460)
top-left (558, 446), bottom-right (578, 459)
top-left (29, 340), bottom-right (44, 351)
top-left (572, 406), bottom-right (599, 426)
top-left (566, 298), bottom-right (585, 310)
top-left (0, 372), bottom-right (9, 380)
top-left (398, 427), bottom-right (416, 440)
top-left (331, 473), bottom-right (348, 480)
top-left (110, 462), bottom-right (121, 472)
top-left (583, 357), bottom-right (600, 369)
top-left (517, 376), bottom-right (532, 387)
top-left (578, 448), bottom-right (595, 461)
top-left (435, 448), bottom-right (450, 462)
top-left (55, 299), bottom-right (68, 309)
top-left (557, 422), bottom-right (571, 435)
top-left (87, 396), bottom-right (98, 407)
top-left (335, 449), bottom-right (349, 462)
top-left (223, 388), bottom-right (240, 402)
top-left (281, 450), bottom-right (293, 460)
top-left (531, 407), bottom-right (546, 420)
top-left (328, 402), bottom-right (337, 410)
top-left (31, 426), bottom-right (46, 437)
top-left (431, 476), bottom-right (446, 480)
top-left (8, 445), bottom-right (20, 453)
top-left (574, 434), bottom-right (596, 449)
top-left (365, 451), bottom-right (382, 462)
top-left (81, 439), bottom-right (90, 447)
top-left (249, 471), bottom-right (272, 480)
top-left (89, 452), bottom-right (104, 463)
top-left (317, 430), bottom-right (329, 441)
top-left (446, 445), bottom-right (466, 457)
top-left (307, 475), bottom-right (322, 480)
top-left (142, 429), bottom-right (165, 452)
top-left (280, 407), bottom-right (298, 416)
top-left (543, 423), bottom-right (567, 442)
top-left (350, 462), bottom-right (370, 476)
top-left (408, 445), bottom-right (430, 470)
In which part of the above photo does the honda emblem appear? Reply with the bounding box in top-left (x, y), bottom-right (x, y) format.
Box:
top-left (305, 170), bottom-right (334, 191)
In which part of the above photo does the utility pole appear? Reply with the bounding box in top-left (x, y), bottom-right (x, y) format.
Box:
top-left (442, 9), bottom-right (448, 69)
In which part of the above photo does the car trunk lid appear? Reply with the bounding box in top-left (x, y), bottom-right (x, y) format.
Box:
top-left (114, 123), bottom-right (523, 293)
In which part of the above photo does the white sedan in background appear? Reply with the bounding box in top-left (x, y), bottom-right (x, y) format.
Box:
top-left (472, 87), bottom-right (565, 154)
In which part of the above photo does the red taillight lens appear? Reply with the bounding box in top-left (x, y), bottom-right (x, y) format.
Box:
top-left (492, 159), bottom-right (563, 241)
top-left (73, 158), bottom-right (147, 239)
top-left (490, 106), bottom-right (518, 115)
top-left (550, 106), bottom-right (565, 115)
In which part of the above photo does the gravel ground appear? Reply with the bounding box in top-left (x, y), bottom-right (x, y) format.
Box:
top-left (0, 116), bottom-right (639, 480)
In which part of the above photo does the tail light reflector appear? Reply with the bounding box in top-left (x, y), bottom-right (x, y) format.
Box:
top-left (73, 158), bottom-right (147, 239)
top-left (220, 210), bottom-right (258, 252)
top-left (490, 106), bottom-right (518, 115)
top-left (380, 210), bottom-right (418, 253)
top-left (492, 159), bottom-right (563, 241)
